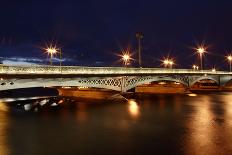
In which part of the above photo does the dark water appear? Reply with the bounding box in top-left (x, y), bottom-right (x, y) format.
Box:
top-left (1, 93), bottom-right (232, 155)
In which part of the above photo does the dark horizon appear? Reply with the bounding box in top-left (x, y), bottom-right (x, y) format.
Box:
top-left (1, 1), bottom-right (232, 69)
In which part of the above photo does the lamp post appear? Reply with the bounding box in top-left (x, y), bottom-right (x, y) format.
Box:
top-left (192, 65), bottom-right (199, 70)
top-left (197, 47), bottom-right (205, 70)
top-left (122, 54), bottom-right (130, 67)
top-left (59, 48), bottom-right (62, 67)
top-left (193, 65), bottom-right (196, 70)
top-left (212, 68), bottom-right (216, 72)
top-left (163, 58), bottom-right (174, 68)
top-left (46, 47), bottom-right (58, 65)
top-left (163, 59), bottom-right (169, 68)
top-left (169, 60), bottom-right (174, 69)
top-left (227, 55), bottom-right (232, 72)
top-left (136, 33), bottom-right (143, 67)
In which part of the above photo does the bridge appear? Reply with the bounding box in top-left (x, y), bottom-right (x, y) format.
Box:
top-left (0, 65), bottom-right (232, 92)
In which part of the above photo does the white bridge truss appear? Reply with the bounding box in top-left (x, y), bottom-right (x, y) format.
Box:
top-left (1, 65), bottom-right (232, 92)
top-left (1, 75), bottom-right (232, 92)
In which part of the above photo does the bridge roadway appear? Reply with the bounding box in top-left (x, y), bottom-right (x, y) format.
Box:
top-left (0, 64), bottom-right (232, 76)
top-left (0, 65), bottom-right (232, 92)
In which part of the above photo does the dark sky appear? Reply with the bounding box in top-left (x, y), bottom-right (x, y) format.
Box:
top-left (0, 0), bottom-right (232, 69)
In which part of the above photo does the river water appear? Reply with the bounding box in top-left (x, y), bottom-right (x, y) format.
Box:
top-left (1, 92), bottom-right (232, 155)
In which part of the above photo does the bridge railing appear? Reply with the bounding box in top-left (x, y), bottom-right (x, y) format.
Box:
top-left (0, 64), bottom-right (231, 75)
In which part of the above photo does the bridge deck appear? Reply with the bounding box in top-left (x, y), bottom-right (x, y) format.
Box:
top-left (0, 65), bottom-right (231, 76)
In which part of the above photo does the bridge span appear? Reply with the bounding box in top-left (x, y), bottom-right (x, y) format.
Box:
top-left (0, 65), bottom-right (232, 92)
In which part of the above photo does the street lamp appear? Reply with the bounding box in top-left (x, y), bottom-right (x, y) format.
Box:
top-left (227, 55), bottom-right (232, 72)
top-left (122, 54), bottom-right (130, 67)
top-left (59, 48), bottom-right (62, 67)
top-left (162, 58), bottom-right (174, 68)
top-left (212, 68), bottom-right (216, 72)
top-left (196, 47), bottom-right (206, 70)
top-left (169, 60), bottom-right (174, 69)
top-left (46, 47), bottom-right (58, 65)
top-left (136, 33), bottom-right (143, 67)
top-left (163, 59), bottom-right (169, 67)
top-left (192, 65), bottom-right (199, 70)
top-left (192, 65), bottom-right (196, 70)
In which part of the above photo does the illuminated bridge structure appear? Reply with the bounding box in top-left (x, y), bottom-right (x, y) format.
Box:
top-left (0, 65), bottom-right (232, 92)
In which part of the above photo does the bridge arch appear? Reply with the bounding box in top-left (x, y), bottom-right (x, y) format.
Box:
top-left (221, 78), bottom-right (232, 86)
top-left (190, 76), bottom-right (219, 87)
top-left (0, 78), bottom-right (122, 92)
top-left (124, 76), bottom-right (188, 92)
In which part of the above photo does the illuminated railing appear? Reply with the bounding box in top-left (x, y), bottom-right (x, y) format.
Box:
top-left (0, 64), bottom-right (231, 75)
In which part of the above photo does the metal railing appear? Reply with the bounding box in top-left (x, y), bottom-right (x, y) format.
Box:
top-left (0, 64), bottom-right (231, 75)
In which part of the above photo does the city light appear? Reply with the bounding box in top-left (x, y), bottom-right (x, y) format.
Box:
top-left (162, 58), bottom-right (174, 68)
top-left (46, 48), bottom-right (58, 54)
top-left (163, 59), bottom-right (169, 66)
top-left (227, 55), bottom-right (232, 72)
top-left (169, 60), bottom-right (174, 68)
top-left (192, 65), bottom-right (199, 70)
top-left (192, 65), bottom-right (196, 69)
top-left (197, 47), bottom-right (205, 54)
top-left (122, 54), bottom-right (131, 67)
top-left (196, 46), bottom-right (206, 70)
top-left (212, 68), bottom-right (216, 72)
top-left (122, 54), bottom-right (130, 61)
top-left (44, 45), bottom-right (62, 67)
top-left (46, 46), bottom-right (58, 65)
top-left (118, 49), bottom-right (133, 67)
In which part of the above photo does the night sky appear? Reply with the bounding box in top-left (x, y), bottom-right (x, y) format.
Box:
top-left (0, 0), bottom-right (232, 69)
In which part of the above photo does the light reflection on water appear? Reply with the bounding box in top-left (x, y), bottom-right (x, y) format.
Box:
top-left (187, 93), bottom-right (197, 97)
top-left (0, 104), bottom-right (9, 155)
top-left (1, 93), bottom-right (232, 154)
top-left (75, 103), bottom-right (88, 122)
top-left (184, 95), bottom-right (215, 155)
top-left (128, 99), bottom-right (140, 118)
top-left (0, 102), bottom-right (9, 112)
top-left (184, 93), bottom-right (232, 155)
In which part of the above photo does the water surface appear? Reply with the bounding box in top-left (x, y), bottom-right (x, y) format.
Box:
top-left (1, 93), bottom-right (232, 155)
